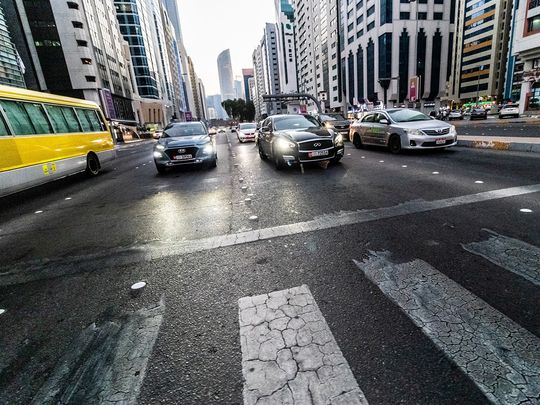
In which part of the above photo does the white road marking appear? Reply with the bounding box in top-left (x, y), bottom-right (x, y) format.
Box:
top-left (4, 184), bottom-right (540, 286)
top-left (462, 230), bottom-right (540, 287)
top-left (354, 252), bottom-right (540, 405)
top-left (249, 215), bottom-right (258, 221)
top-left (0, 309), bottom-right (5, 315)
top-left (65, 197), bottom-right (72, 201)
top-left (361, 156), bottom-right (365, 159)
top-left (402, 165), bottom-right (407, 168)
top-left (520, 209), bottom-right (533, 213)
top-left (475, 181), bottom-right (484, 184)
top-left (432, 171), bottom-right (439, 175)
top-left (379, 160), bottom-right (384, 163)
top-left (34, 211), bottom-right (43, 214)
top-left (239, 285), bottom-right (369, 405)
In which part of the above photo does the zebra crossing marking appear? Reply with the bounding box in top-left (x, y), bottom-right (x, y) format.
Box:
top-left (238, 285), bottom-right (369, 405)
top-left (354, 252), bottom-right (540, 405)
top-left (462, 229), bottom-right (540, 287)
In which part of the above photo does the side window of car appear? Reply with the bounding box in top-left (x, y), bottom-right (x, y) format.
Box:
top-left (362, 114), bottom-right (373, 123)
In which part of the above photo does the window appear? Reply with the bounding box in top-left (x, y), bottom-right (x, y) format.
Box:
top-left (76, 40), bottom-right (88, 47)
top-left (0, 100), bottom-right (53, 135)
top-left (367, 21), bottom-right (375, 31)
top-left (72, 21), bottom-right (83, 28)
top-left (76, 109), bottom-right (103, 132)
top-left (67, 1), bottom-right (79, 9)
top-left (362, 114), bottom-right (374, 122)
top-left (81, 58), bottom-right (92, 65)
top-left (85, 76), bottom-right (96, 82)
top-left (418, 12), bottom-right (427, 20)
top-left (367, 5), bottom-right (375, 17)
top-left (45, 105), bottom-right (82, 133)
top-left (434, 0), bottom-right (444, 3)
top-left (0, 114), bottom-right (8, 136)
top-left (434, 12), bottom-right (443, 20)
top-left (528, 15), bottom-right (540, 33)
top-left (400, 12), bottom-right (410, 20)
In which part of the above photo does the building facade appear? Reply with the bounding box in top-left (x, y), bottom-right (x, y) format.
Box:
top-left (252, 44), bottom-right (266, 117)
top-left (341, 0), bottom-right (455, 112)
top-left (206, 94), bottom-right (228, 119)
top-left (511, 0), bottom-right (540, 114)
top-left (242, 68), bottom-right (254, 101)
top-left (275, 0), bottom-right (298, 93)
top-left (217, 49), bottom-right (235, 101)
top-left (449, 0), bottom-right (513, 104)
top-left (0, 3), bottom-right (25, 88)
top-left (261, 23), bottom-right (281, 114)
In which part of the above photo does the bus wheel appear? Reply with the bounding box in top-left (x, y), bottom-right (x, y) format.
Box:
top-left (86, 153), bottom-right (101, 176)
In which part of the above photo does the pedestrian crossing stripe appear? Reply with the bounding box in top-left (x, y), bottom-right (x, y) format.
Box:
top-left (354, 252), bottom-right (540, 405)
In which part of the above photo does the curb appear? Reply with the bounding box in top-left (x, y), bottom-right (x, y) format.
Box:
top-left (457, 139), bottom-right (540, 153)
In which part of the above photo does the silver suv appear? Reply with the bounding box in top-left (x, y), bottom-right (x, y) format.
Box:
top-left (349, 109), bottom-right (458, 153)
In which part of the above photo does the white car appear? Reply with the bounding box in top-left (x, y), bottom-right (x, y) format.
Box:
top-left (499, 105), bottom-right (520, 119)
top-left (448, 110), bottom-right (464, 120)
top-left (237, 122), bottom-right (257, 142)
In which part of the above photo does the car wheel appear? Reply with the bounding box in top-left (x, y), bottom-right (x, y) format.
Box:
top-left (352, 133), bottom-right (363, 149)
top-left (86, 153), bottom-right (100, 176)
top-left (273, 150), bottom-right (285, 170)
top-left (206, 157), bottom-right (217, 168)
top-left (155, 163), bottom-right (167, 174)
top-left (258, 144), bottom-right (268, 160)
top-left (388, 135), bottom-right (402, 154)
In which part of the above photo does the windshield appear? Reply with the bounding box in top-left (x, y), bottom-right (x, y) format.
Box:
top-left (319, 114), bottom-right (345, 121)
top-left (387, 109), bottom-right (431, 122)
top-left (239, 123), bottom-right (256, 130)
top-left (274, 115), bottom-right (320, 131)
top-left (163, 123), bottom-right (206, 137)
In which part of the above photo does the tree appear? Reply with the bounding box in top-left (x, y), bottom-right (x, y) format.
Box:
top-left (221, 99), bottom-right (256, 121)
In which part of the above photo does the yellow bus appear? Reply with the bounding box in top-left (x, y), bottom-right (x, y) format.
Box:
top-left (0, 85), bottom-right (116, 197)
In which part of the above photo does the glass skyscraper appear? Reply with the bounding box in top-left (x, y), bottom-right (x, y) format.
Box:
top-left (0, 3), bottom-right (25, 88)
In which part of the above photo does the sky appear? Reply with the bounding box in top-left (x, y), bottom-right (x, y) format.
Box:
top-left (177, 0), bottom-right (276, 96)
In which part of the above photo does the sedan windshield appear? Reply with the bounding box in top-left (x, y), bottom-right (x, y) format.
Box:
top-left (239, 123), bottom-right (256, 130)
top-left (163, 123), bottom-right (206, 137)
top-left (274, 116), bottom-right (320, 131)
top-left (387, 109), bottom-right (431, 122)
top-left (319, 114), bottom-right (345, 121)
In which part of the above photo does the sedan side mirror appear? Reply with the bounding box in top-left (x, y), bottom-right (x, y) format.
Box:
top-left (379, 118), bottom-right (390, 125)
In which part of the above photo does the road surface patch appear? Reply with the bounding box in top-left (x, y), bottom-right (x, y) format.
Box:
top-left (239, 285), bottom-right (368, 405)
top-left (353, 252), bottom-right (540, 404)
top-left (462, 230), bottom-right (540, 287)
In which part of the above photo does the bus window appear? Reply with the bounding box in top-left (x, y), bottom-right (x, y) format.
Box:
top-left (84, 109), bottom-right (104, 132)
top-left (76, 108), bottom-right (93, 132)
top-left (23, 103), bottom-right (53, 134)
top-left (62, 107), bottom-right (82, 132)
top-left (46, 105), bottom-right (71, 133)
top-left (0, 114), bottom-right (9, 136)
top-left (0, 100), bottom-right (35, 135)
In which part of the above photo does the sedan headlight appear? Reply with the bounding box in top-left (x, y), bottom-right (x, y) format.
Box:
top-left (156, 144), bottom-right (165, 151)
top-left (405, 128), bottom-right (423, 136)
top-left (335, 134), bottom-right (343, 144)
top-left (276, 138), bottom-right (295, 151)
top-left (153, 151), bottom-right (162, 158)
top-left (202, 143), bottom-right (214, 154)
top-left (449, 125), bottom-right (456, 134)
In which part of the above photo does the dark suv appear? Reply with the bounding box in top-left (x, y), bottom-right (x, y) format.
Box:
top-left (257, 114), bottom-right (345, 169)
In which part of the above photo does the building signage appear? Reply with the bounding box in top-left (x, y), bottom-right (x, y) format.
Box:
top-left (99, 89), bottom-right (116, 120)
top-left (185, 111), bottom-right (193, 121)
top-left (409, 77), bottom-right (419, 102)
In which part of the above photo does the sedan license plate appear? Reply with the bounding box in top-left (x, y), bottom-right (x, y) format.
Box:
top-left (308, 150), bottom-right (329, 157)
top-left (435, 138), bottom-right (446, 145)
top-left (174, 154), bottom-right (192, 160)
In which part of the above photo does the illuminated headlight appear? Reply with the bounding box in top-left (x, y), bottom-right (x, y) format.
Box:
top-left (335, 134), bottom-right (343, 144)
top-left (276, 138), bottom-right (295, 151)
top-left (202, 143), bottom-right (214, 154)
top-left (405, 128), bottom-right (423, 136)
top-left (325, 122), bottom-right (334, 128)
top-left (153, 151), bottom-right (162, 158)
top-left (156, 144), bottom-right (165, 150)
top-left (449, 125), bottom-right (456, 135)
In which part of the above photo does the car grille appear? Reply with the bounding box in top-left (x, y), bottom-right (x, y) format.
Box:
top-left (333, 124), bottom-right (349, 130)
top-left (165, 146), bottom-right (199, 159)
top-left (421, 139), bottom-right (455, 147)
top-left (298, 139), bottom-right (334, 150)
top-left (422, 128), bottom-right (450, 136)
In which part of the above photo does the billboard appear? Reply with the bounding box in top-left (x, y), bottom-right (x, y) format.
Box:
top-left (409, 76), bottom-right (419, 102)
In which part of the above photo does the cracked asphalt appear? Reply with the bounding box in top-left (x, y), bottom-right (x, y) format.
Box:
top-left (0, 127), bottom-right (539, 404)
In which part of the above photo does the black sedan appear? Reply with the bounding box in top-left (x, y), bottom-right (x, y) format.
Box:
top-left (153, 122), bottom-right (217, 173)
top-left (314, 113), bottom-right (351, 140)
top-left (470, 108), bottom-right (487, 120)
top-left (257, 114), bottom-right (345, 169)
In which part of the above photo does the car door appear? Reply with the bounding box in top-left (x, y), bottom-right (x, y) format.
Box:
top-left (372, 113), bottom-right (390, 145)
top-left (360, 113), bottom-right (375, 144)
top-left (260, 118), bottom-right (272, 154)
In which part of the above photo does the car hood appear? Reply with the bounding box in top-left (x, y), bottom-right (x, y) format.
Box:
top-left (159, 135), bottom-right (209, 147)
top-left (324, 120), bottom-right (350, 127)
top-left (276, 127), bottom-right (333, 142)
top-left (392, 120), bottom-right (451, 129)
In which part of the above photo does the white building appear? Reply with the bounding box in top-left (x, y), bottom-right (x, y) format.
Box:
top-left (512, 0), bottom-right (540, 114)
top-left (342, 0), bottom-right (455, 112)
top-left (275, 0), bottom-right (298, 93)
top-left (261, 23), bottom-right (282, 114)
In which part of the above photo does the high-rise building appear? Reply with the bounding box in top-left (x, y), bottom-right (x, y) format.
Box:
top-left (449, 0), bottom-right (513, 103)
top-left (0, 3), bottom-right (25, 88)
top-left (206, 94), bottom-right (228, 119)
top-left (187, 56), bottom-right (207, 120)
top-left (218, 49), bottom-right (235, 101)
top-left (261, 23), bottom-right (281, 114)
top-left (274, 0), bottom-right (298, 93)
top-left (242, 68), bottom-right (254, 101)
top-left (234, 78), bottom-right (244, 99)
top-left (197, 78), bottom-right (207, 120)
top-left (511, 0), bottom-right (540, 114)
top-left (341, 0), bottom-right (456, 111)
top-left (252, 44), bottom-right (266, 117)
top-left (294, 0), bottom-right (341, 112)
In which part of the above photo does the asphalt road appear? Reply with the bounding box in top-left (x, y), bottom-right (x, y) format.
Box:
top-left (0, 129), bottom-right (539, 404)
top-left (453, 117), bottom-right (540, 137)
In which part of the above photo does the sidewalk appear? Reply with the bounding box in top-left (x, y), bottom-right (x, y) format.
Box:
top-left (457, 136), bottom-right (540, 153)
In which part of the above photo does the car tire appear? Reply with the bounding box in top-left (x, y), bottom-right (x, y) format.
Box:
top-left (85, 153), bottom-right (100, 176)
top-left (207, 157), bottom-right (217, 168)
top-left (258, 144), bottom-right (268, 160)
top-left (155, 163), bottom-right (167, 174)
top-left (388, 135), bottom-right (402, 154)
top-left (352, 133), bottom-right (363, 149)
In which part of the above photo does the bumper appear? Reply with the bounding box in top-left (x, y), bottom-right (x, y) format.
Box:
top-left (238, 133), bottom-right (256, 141)
top-left (403, 135), bottom-right (458, 149)
top-left (281, 147), bottom-right (345, 165)
top-left (153, 149), bottom-right (216, 166)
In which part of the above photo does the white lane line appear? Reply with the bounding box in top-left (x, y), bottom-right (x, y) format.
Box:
top-left (34, 210), bottom-right (43, 214)
top-left (239, 285), bottom-right (368, 405)
top-left (354, 252), bottom-right (540, 405)
top-left (462, 229), bottom-right (540, 287)
top-left (475, 181), bottom-right (484, 184)
top-left (520, 208), bottom-right (533, 213)
top-left (65, 197), bottom-right (72, 201)
top-left (432, 171), bottom-right (440, 175)
top-left (0, 309), bottom-right (5, 315)
top-left (4, 184), bottom-right (540, 286)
